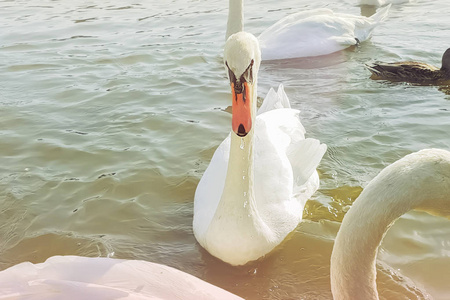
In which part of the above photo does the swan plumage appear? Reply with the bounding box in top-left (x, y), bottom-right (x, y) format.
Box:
top-left (0, 255), bottom-right (243, 299)
top-left (193, 32), bottom-right (326, 265)
top-left (257, 5), bottom-right (391, 60)
top-left (366, 48), bottom-right (450, 84)
top-left (331, 148), bottom-right (450, 300)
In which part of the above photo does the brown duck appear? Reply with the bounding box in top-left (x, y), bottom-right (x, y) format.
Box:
top-left (366, 48), bottom-right (450, 84)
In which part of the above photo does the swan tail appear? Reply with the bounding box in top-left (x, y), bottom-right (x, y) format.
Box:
top-left (257, 84), bottom-right (291, 115)
top-left (287, 138), bottom-right (327, 188)
top-left (370, 3), bottom-right (391, 23)
top-left (354, 4), bottom-right (391, 42)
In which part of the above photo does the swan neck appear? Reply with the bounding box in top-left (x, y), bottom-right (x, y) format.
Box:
top-left (217, 130), bottom-right (255, 218)
top-left (330, 151), bottom-right (450, 300)
top-left (219, 80), bottom-right (257, 213)
top-left (226, 0), bottom-right (243, 40)
top-left (330, 188), bottom-right (405, 300)
top-left (229, 130), bottom-right (254, 184)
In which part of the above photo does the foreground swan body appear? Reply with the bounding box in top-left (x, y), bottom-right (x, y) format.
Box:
top-left (0, 255), bottom-right (243, 299)
top-left (193, 32), bottom-right (327, 265)
top-left (258, 5), bottom-right (390, 60)
top-left (331, 148), bottom-right (450, 300)
top-left (367, 48), bottom-right (450, 84)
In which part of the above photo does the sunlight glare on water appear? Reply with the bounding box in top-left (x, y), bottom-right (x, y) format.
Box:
top-left (0, 0), bottom-right (449, 299)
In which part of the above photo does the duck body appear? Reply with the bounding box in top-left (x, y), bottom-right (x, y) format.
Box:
top-left (0, 255), bottom-right (243, 300)
top-left (258, 5), bottom-right (390, 60)
top-left (367, 61), bottom-right (450, 84)
top-left (367, 48), bottom-right (450, 84)
top-left (193, 84), bottom-right (326, 266)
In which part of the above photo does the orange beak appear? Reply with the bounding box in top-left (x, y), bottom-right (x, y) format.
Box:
top-left (231, 82), bottom-right (253, 137)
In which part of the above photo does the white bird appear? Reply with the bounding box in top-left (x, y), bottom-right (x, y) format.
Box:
top-left (226, 0), bottom-right (391, 60)
top-left (0, 255), bottom-right (243, 300)
top-left (359, 0), bottom-right (410, 7)
top-left (193, 32), bottom-right (327, 266)
top-left (331, 148), bottom-right (450, 300)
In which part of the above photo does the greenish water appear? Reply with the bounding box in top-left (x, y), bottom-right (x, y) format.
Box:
top-left (0, 0), bottom-right (449, 299)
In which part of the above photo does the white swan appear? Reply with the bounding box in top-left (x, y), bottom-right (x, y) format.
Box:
top-left (331, 148), bottom-right (450, 300)
top-left (0, 255), bottom-right (243, 299)
top-left (193, 32), bottom-right (327, 266)
top-left (226, 0), bottom-right (391, 60)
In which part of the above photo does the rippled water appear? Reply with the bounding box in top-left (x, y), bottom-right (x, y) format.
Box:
top-left (1, 0), bottom-right (449, 299)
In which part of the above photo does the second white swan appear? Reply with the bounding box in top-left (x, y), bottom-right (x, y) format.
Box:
top-left (227, 0), bottom-right (391, 60)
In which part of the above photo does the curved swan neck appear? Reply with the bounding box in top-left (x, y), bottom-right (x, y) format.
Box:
top-left (226, 0), bottom-right (243, 40)
top-left (331, 149), bottom-right (450, 300)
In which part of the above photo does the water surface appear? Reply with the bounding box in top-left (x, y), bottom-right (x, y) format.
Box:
top-left (1, 0), bottom-right (450, 299)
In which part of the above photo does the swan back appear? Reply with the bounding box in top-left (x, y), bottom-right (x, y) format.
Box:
top-left (258, 6), bottom-right (390, 60)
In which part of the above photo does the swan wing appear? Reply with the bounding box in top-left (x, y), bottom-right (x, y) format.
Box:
top-left (258, 85), bottom-right (326, 194)
top-left (257, 84), bottom-right (291, 114)
top-left (287, 137), bottom-right (327, 195)
top-left (259, 11), bottom-right (356, 60)
top-left (0, 256), bottom-right (242, 300)
top-left (254, 108), bottom-right (326, 229)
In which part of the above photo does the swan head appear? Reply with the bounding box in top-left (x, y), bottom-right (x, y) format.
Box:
top-left (224, 32), bottom-right (261, 137)
top-left (441, 48), bottom-right (450, 71)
